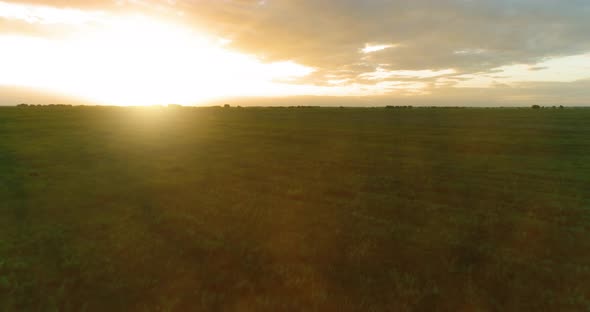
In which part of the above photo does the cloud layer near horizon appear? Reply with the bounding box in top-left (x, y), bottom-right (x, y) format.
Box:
top-left (1, 0), bottom-right (590, 105)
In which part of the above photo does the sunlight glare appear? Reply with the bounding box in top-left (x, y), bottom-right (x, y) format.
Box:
top-left (0, 13), bottom-right (314, 105)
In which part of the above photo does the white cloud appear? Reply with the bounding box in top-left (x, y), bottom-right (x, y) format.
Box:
top-left (455, 53), bottom-right (590, 88)
top-left (360, 68), bottom-right (456, 80)
top-left (362, 44), bottom-right (396, 54)
top-left (0, 1), bottom-right (105, 25)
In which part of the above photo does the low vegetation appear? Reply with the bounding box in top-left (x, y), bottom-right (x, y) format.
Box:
top-left (1, 106), bottom-right (589, 311)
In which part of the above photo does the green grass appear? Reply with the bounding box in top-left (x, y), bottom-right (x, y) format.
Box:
top-left (1, 106), bottom-right (590, 311)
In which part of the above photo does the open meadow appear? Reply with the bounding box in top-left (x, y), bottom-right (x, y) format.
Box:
top-left (1, 106), bottom-right (590, 311)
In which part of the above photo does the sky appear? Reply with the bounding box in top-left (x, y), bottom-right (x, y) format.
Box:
top-left (1, 0), bottom-right (590, 106)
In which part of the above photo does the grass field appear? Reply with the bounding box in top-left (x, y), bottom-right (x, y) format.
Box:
top-left (1, 106), bottom-right (590, 311)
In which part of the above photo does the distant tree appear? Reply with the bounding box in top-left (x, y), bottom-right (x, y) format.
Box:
top-left (224, 104), bottom-right (231, 108)
top-left (559, 105), bottom-right (565, 109)
top-left (386, 105), bottom-right (413, 109)
top-left (532, 105), bottom-right (541, 109)
top-left (16, 103), bottom-right (29, 107)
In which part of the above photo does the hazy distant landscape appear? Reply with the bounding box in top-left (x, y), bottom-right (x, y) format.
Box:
top-left (1, 106), bottom-right (589, 311)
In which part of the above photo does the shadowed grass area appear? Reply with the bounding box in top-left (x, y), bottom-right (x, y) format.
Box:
top-left (1, 106), bottom-right (590, 311)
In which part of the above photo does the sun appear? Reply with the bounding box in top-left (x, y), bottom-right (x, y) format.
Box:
top-left (0, 13), bottom-right (314, 106)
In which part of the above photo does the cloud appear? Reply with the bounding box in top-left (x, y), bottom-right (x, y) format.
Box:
top-left (177, 1), bottom-right (590, 65)
top-left (7, 1), bottom-right (589, 67)
top-left (166, 0), bottom-right (590, 99)
top-left (1, 0), bottom-right (590, 105)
